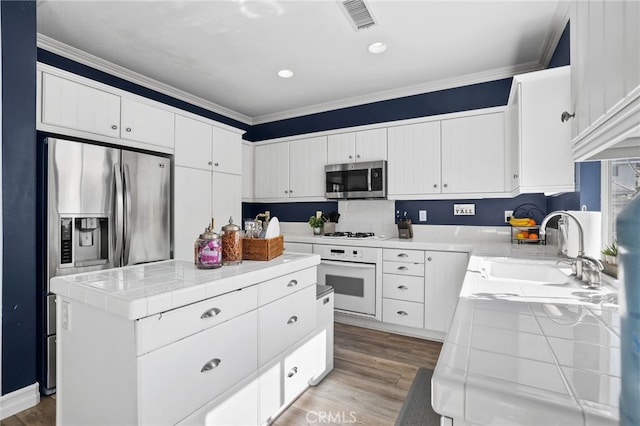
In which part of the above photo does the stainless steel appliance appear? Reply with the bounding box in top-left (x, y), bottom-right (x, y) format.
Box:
top-left (313, 244), bottom-right (379, 317)
top-left (325, 160), bottom-right (386, 199)
top-left (42, 137), bottom-right (171, 394)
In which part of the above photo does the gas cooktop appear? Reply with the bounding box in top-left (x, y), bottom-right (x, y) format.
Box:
top-left (323, 231), bottom-right (376, 239)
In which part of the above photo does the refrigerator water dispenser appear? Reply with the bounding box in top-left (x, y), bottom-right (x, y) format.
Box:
top-left (59, 216), bottom-right (109, 268)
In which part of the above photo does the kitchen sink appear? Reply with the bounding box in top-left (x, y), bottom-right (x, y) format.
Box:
top-left (480, 260), bottom-right (571, 285)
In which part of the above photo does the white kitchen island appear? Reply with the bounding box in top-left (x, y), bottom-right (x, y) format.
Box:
top-left (432, 255), bottom-right (620, 426)
top-left (50, 253), bottom-right (326, 426)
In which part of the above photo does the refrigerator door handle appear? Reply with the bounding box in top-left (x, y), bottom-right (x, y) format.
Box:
top-left (113, 163), bottom-right (124, 267)
top-left (123, 164), bottom-right (133, 266)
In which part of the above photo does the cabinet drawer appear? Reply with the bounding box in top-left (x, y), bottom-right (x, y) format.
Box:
top-left (258, 285), bottom-right (316, 366)
top-left (382, 274), bottom-right (424, 303)
top-left (258, 267), bottom-right (316, 306)
top-left (136, 285), bottom-right (258, 355)
top-left (383, 261), bottom-right (425, 277)
top-left (138, 310), bottom-right (257, 426)
top-left (283, 337), bottom-right (316, 406)
top-left (382, 299), bottom-right (424, 329)
top-left (383, 248), bottom-right (424, 263)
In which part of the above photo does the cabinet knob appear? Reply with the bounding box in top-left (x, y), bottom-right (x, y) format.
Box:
top-left (289, 189), bottom-right (293, 193)
top-left (560, 111), bottom-right (575, 122)
top-left (433, 184), bottom-right (438, 188)
top-left (111, 125), bottom-right (118, 130)
top-left (200, 307), bottom-right (221, 319)
top-left (208, 161), bottom-right (213, 166)
top-left (200, 358), bottom-right (221, 372)
top-left (427, 256), bottom-right (432, 261)
top-left (398, 285), bottom-right (408, 290)
top-left (287, 315), bottom-right (298, 325)
top-left (214, 162), bottom-right (219, 167)
top-left (443, 183), bottom-right (448, 188)
top-left (125, 127), bottom-right (132, 132)
top-left (287, 367), bottom-right (298, 378)
top-left (513, 173), bottom-right (519, 179)
top-left (284, 190), bottom-right (289, 194)
top-left (397, 311), bottom-right (408, 316)
top-left (356, 154), bottom-right (360, 159)
top-left (348, 155), bottom-right (353, 159)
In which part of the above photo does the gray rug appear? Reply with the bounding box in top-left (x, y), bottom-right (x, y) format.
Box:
top-left (395, 367), bottom-right (440, 426)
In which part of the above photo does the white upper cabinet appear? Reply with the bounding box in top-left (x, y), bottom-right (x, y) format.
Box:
top-left (212, 172), bottom-right (242, 228)
top-left (254, 137), bottom-right (327, 201)
top-left (212, 126), bottom-right (242, 175)
top-left (387, 121), bottom-right (441, 196)
top-left (242, 142), bottom-right (254, 201)
top-left (174, 115), bottom-right (213, 170)
top-left (120, 97), bottom-right (175, 149)
top-left (507, 66), bottom-right (574, 194)
top-left (288, 136), bottom-right (328, 199)
top-left (570, 0), bottom-right (640, 161)
top-left (173, 166), bottom-right (212, 262)
top-left (441, 112), bottom-right (506, 194)
top-left (41, 72), bottom-right (121, 139)
top-left (327, 128), bottom-right (387, 163)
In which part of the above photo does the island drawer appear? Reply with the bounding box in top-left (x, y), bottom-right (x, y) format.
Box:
top-left (258, 285), bottom-right (316, 366)
top-left (382, 274), bottom-right (425, 303)
top-left (382, 299), bottom-right (424, 329)
top-left (383, 260), bottom-right (425, 277)
top-left (383, 249), bottom-right (424, 263)
top-left (136, 285), bottom-right (258, 355)
top-left (138, 310), bottom-right (257, 426)
top-left (258, 267), bottom-right (316, 306)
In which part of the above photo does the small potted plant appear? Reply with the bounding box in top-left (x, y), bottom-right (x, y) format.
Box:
top-left (308, 215), bottom-right (325, 235)
top-left (601, 242), bottom-right (618, 277)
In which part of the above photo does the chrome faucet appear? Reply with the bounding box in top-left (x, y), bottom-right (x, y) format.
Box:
top-left (540, 210), bottom-right (603, 287)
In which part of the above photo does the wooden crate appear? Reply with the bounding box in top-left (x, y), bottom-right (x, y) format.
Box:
top-left (242, 235), bottom-right (284, 261)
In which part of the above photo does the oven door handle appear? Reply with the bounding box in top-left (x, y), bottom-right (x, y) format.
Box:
top-left (320, 259), bottom-right (376, 269)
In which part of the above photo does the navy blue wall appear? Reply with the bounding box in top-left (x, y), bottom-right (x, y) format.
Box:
top-left (242, 201), bottom-right (338, 224)
top-left (548, 22), bottom-right (570, 69)
top-left (2, 0), bottom-right (37, 395)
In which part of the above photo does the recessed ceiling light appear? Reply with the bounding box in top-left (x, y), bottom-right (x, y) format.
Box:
top-left (277, 69), bottom-right (294, 79)
top-left (368, 42), bottom-right (387, 54)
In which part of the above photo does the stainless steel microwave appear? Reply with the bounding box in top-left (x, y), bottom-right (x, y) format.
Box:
top-left (325, 160), bottom-right (387, 199)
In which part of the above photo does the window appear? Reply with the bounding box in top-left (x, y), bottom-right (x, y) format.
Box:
top-left (602, 158), bottom-right (640, 245)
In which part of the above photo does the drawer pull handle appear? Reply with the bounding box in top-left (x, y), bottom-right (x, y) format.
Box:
top-left (287, 366), bottom-right (298, 378)
top-left (287, 315), bottom-right (298, 325)
top-left (398, 285), bottom-right (408, 290)
top-left (397, 253), bottom-right (408, 258)
top-left (397, 311), bottom-right (408, 316)
top-left (398, 266), bottom-right (409, 271)
top-left (200, 307), bottom-right (221, 319)
top-left (287, 279), bottom-right (298, 288)
top-left (200, 358), bottom-right (221, 372)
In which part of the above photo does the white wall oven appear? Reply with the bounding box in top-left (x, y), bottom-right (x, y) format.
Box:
top-left (313, 245), bottom-right (380, 317)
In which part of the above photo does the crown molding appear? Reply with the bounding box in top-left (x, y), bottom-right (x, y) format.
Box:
top-left (539, 0), bottom-right (571, 68)
top-left (251, 61), bottom-right (543, 124)
top-left (37, 34), bottom-right (252, 125)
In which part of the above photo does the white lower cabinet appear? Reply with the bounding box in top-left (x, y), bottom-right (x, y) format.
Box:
top-left (382, 298), bottom-right (424, 328)
top-left (424, 251), bottom-right (469, 334)
top-left (138, 311), bottom-right (258, 426)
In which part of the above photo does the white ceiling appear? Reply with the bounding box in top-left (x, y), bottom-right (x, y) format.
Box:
top-left (36, 0), bottom-right (568, 125)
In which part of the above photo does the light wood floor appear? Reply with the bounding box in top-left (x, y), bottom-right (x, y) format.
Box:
top-left (2, 323), bottom-right (442, 426)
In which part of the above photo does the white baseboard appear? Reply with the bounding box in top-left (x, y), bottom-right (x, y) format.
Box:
top-left (0, 383), bottom-right (40, 420)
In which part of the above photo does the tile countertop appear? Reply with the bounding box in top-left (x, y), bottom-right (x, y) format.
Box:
top-left (432, 255), bottom-right (620, 426)
top-left (50, 253), bottom-right (321, 321)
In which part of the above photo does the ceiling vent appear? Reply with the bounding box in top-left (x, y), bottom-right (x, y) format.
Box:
top-left (339, 0), bottom-right (377, 31)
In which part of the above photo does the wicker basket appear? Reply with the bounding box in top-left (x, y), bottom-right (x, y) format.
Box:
top-left (242, 235), bottom-right (284, 261)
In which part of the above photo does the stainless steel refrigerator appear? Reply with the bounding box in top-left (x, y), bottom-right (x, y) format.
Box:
top-left (43, 137), bottom-right (171, 394)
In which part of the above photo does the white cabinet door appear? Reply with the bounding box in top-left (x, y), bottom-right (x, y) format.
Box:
top-left (424, 251), bottom-right (468, 334)
top-left (212, 126), bottom-right (242, 175)
top-left (41, 72), bottom-right (121, 138)
top-left (174, 166), bottom-right (212, 262)
top-left (175, 115), bottom-right (213, 170)
top-left (212, 172), bottom-right (241, 228)
top-left (505, 85), bottom-right (521, 192)
top-left (120, 97), bottom-right (175, 149)
top-left (441, 112), bottom-right (505, 194)
top-left (254, 143), bottom-right (289, 199)
top-left (517, 67), bottom-right (574, 193)
top-left (289, 136), bottom-right (327, 198)
top-left (355, 128), bottom-right (387, 161)
top-left (387, 121), bottom-right (441, 195)
top-left (327, 132), bottom-right (355, 164)
top-left (242, 142), bottom-right (254, 200)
